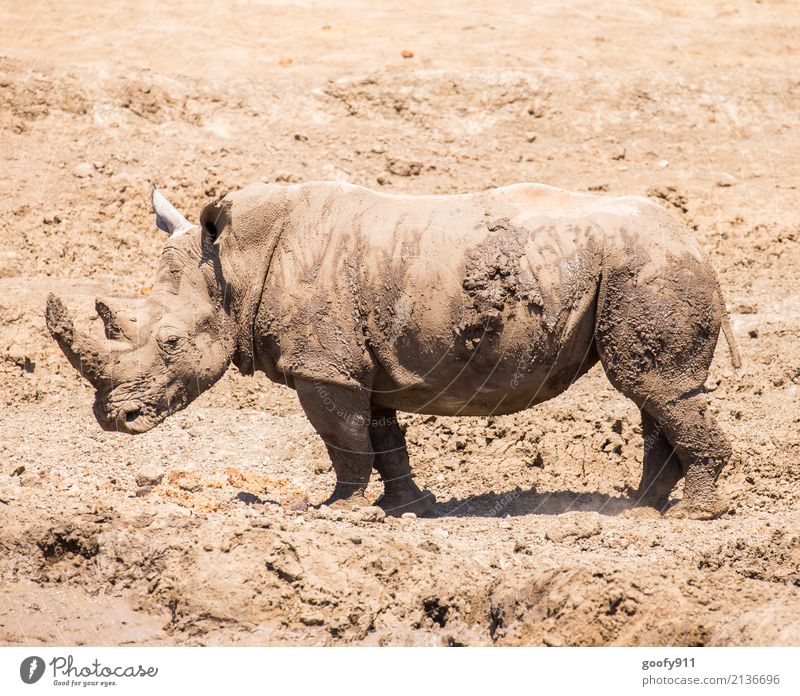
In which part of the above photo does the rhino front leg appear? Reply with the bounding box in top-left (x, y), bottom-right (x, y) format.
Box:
top-left (294, 379), bottom-right (373, 509)
top-left (369, 407), bottom-right (436, 517)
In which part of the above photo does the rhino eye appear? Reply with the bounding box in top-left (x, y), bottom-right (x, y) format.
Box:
top-left (156, 330), bottom-right (185, 355)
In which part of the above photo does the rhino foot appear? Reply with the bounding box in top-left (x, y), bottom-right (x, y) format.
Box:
top-left (665, 498), bottom-right (728, 521)
top-left (325, 492), bottom-right (372, 511)
top-left (375, 488), bottom-right (437, 518)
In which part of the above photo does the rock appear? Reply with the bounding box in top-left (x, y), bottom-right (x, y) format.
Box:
top-left (71, 162), bottom-right (93, 178)
top-left (733, 303), bottom-right (757, 315)
top-left (387, 158), bottom-right (422, 177)
top-left (285, 495), bottom-right (309, 512)
top-left (543, 631), bottom-right (565, 647)
top-left (300, 610), bottom-right (325, 626)
top-left (134, 486), bottom-right (153, 497)
top-left (716, 172), bottom-right (737, 187)
top-left (525, 131), bottom-right (537, 142)
top-left (401, 512), bottom-right (417, 520)
top-left (0, 485), bottom-right (17, 504)
top-left (135, 467), bottom-right (164, 487)
top-left (176, 475), bottom-right (202, 493)
top-left (401, 50), bottom-right (414, 59)
top-left (433, 527), bottom-right (449, 539)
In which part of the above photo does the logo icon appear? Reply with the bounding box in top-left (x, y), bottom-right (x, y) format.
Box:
top-left (20, 656), bottom-right (45, 684)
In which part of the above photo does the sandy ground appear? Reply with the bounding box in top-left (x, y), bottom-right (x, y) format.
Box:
top-left (1, 0), bottom-right (799, 646)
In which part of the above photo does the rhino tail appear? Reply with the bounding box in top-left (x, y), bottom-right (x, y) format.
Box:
top-left (714, 277), bottom-right (742, 369)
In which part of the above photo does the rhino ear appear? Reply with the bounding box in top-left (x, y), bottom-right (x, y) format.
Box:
top-left (199, 201), bottom-right (224, 242)
top-left (152, 186), bottom-right (195, 236)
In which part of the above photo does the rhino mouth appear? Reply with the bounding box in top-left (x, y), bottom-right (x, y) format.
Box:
top-left (95, 398), bottom-right (163, 434)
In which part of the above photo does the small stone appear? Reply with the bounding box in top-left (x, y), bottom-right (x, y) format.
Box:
top-left (657, 159), bottom-right (669, 169)
top-left (716, 173), bottom-right (737, 187)
top-left (299, 610), bottom-right (325, 626)
top-left (134, 486), bottom-right (153, 498)
top-left (293, 132), bottom-right (308, 141)
top-left (543, 632), bottom-right (565, 647)
top-left (401, 50), bottom-right (414, 59)
top-left (401, 512), bottom-right (417, 520)
top-left (733, 304), bottom-right (757, 315)
top-left (72, 162), bottom-right (93, 178)
top-left (433, 527), bottom-right (449, 539)
top-left (135, 468), bottom-right (164, 487)
top-left (177, 476), bottom-right (202, 493)
top-left (525, 131), bottom-right (537, 142)
top-left (285, 495), bottom-right (309, 512)
top-left (386, 158), bottom-right (422, 177)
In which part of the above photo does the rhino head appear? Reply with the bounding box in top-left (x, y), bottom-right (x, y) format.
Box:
top-left (45, 188), bottom-right (238, 434)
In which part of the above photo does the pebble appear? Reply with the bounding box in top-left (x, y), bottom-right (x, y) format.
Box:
top-left (543, 632), bottom-right (565, 647)
top-left (285, 496), bottom-right (309, 512)
top-left (135, 468), bottom-right (164, 487)
top-left (177, 476), bottom-right (203, 493)
top-left (401, 512), bottom-right (417, 520)
top-left (716, 172), bottom-right (737, 187)
top-left (71, 162), bottom-right (93, 178)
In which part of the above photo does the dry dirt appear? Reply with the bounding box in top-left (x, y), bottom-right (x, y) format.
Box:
top-left (1, 0), bottom-right (800, 646)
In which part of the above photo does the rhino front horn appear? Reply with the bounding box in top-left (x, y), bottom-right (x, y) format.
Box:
top-left (46, 293), bottom-right (113, 390)
top-left (152, 186), bottom-right (194, 236)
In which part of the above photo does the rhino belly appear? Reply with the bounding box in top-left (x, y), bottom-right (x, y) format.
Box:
top-left (369, 304), bottom-right (599, 416)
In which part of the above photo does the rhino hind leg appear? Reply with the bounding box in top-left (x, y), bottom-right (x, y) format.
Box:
top-left (649, 393), bottom-right (730, 520)
top-left (294, 379), bottom-right (373, 509)
top-left (633, 411), bottom-right (684, 511)
top-left (595, 257), bottom-right (732, 519)
top-left (369, 407), bottom-right (436, 517)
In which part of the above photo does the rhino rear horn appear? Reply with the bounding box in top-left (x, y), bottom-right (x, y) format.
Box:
top-left (95, 297), bottom-right (136, 341)
top-left (46, 293), bottom-right (113, 390)
top-left (152, 186), bottom-right (194, 236)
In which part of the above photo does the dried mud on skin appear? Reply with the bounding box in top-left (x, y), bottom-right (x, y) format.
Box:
top-left (2, 1), bottom-right (800, 646)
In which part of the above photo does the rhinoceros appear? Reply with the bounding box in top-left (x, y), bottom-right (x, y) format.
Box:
top-left (46, 181), bottom-right (741, 519)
